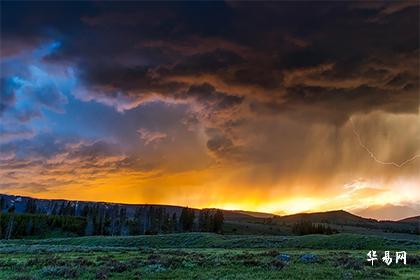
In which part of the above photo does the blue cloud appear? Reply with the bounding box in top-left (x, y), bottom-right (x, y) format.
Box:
top-left (1, 40), bottom-right (77, 143)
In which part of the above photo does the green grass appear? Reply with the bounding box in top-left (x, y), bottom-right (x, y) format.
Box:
top-left (0, 233), bottom-right (419, 279)
top-left (3, 232), bottom-right (419, 250)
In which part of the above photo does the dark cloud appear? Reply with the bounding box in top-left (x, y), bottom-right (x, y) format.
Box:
top-left (3, 1), bottom-right (416, 122)
top-left (205, 127), bottom-right (235, 158)
top-left (165, 49), bottom-right (244, 76)
top-left (184, 83), bottom-right (243, 110)
top-left (1, 2), bottom-right (419, 202)
top-left (2, 1), bottom-right (417, 163)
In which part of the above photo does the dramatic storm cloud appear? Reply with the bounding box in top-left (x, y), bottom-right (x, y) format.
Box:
top-left (1, 1), bottom-right (419, 219)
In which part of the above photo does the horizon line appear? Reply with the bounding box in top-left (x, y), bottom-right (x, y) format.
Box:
top-left (1, 192), bottom-right (417, 222)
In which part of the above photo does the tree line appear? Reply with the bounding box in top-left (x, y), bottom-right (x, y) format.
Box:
top-left (291, 220), bottom-right (338, 235)
top-left (0, 213), bottom-right (86, 239)
top-left (0, 197), bottom-right (224, 239)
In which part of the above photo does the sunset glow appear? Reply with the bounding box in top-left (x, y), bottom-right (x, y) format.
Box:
top-left (1, 1), bottom-right (419, 221)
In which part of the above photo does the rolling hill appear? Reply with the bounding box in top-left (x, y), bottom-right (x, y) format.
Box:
top-left (399, 216), bottom-right (420, 223)
top-left (1, 194), bottom-right (418, 238)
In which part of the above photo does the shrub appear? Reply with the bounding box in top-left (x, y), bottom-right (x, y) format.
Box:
top-left (333, 255), bottom-right (363, 270)
top-left (96, 255), bottom-right (115, 263)
top-left (96, 266), bottom-right (110, 280)
top-left (107, 259), bottom-right (128, 273)
top-left (0, 259), bottom-right (18, 268)
top-left (270, 259), bottom-right (286, 270)
top-left (265, 249), bottom-right (280, 257)
top-left (372, 267), bottom-right (397, 276)
top-left (147, 254), bottom-right (161, 265)
top-left (299, 253), bottom-right (319, 263)
top-left (40, 265), bottom-right (80, 278)
top-left (71, 256), bottom-right (95, 267)
top-left (146, 263), bottom-right (166, 273)
top-left (97, 256), bottom-right (128, 273)
top-left (407, 255), bottom-right (420, 265)
top-left (26, 255), bottom-right (65, 267)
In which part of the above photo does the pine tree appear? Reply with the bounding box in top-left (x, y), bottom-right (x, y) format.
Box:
top-left (162, 212), bottom-right (170, 233)
top-left (85, 206), bottom-right (94, 236)
top-left (119, 207), bottom-right (128, 235)
top-left (81, 205), bottom-right (89, 217)
top-left (110, 205), bottom-right (120, 235)
top-left (180, 207), bottom-right (195, 231)
top-left (213, 209), bottom-right (224, 233)
top-left (0, 196), bottom-right (5, 210)
top-left (57, 202), bottom-right (65, 216)
top-left (132, 207), bottom-right (143, 235)
top-left (5, 205), bottom-right (15, 239)
top-left (51, 202), bottom-right (58, 215)
top-left (171, 213), bottom-right (178, 232)
top-left (25, 199), bottom-right (37, 214)
top-left (199, 210), bottom-right (213, 232)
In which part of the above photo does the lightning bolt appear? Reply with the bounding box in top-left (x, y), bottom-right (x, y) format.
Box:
top-left (349, 118), bottom-right (420, 168)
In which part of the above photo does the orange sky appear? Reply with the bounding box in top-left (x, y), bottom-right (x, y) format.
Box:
top-left (1, 1), bottom-right (419, 221)
top-left (3, 112), bottom-right (419, 219)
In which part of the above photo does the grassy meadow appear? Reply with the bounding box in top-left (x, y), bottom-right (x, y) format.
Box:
top-left (0, 233), bottom-right (419, 279)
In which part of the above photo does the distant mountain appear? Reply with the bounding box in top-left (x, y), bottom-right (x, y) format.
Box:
top-left (0, 193), bottom-right (186, 218)
top-left (0, 194), bottom-right (271, 220)
top-left (223, 210), bottom-right (277, 219)
top-left (275, 210), bottom-right (375, 224)
top-left (398, 216), bottom-right (420, 223)
top-left (273, 209), bottom-right (418, 234)
top-left (353, 204), bottom-right (420, 221)
top-left (1, 194), bottom-right (418, 238)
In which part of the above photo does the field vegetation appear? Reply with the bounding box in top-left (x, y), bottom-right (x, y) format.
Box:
top-left (0, 233), bottom-right (419, 279)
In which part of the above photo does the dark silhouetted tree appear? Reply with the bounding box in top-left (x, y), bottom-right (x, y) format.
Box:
top-left (85, 206), bottom-right (95, 236)
top-left (171, 213), bottom-right (178, 232)
top-left (292, 221), bottom-right (337, 235)
top-left (213, 209), bottom-right (224, 233)
top-left (5, 205), bottom-right (15, 239)
top-left (25, 199), bottom-right (37, 214)
top-left (0, 196), bottom-right (6, 210)
top-left (180, 207), bottom-right (195, 232)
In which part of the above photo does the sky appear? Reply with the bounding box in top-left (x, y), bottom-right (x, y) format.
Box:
top-left (1, 1), bottom-right (419, 220)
